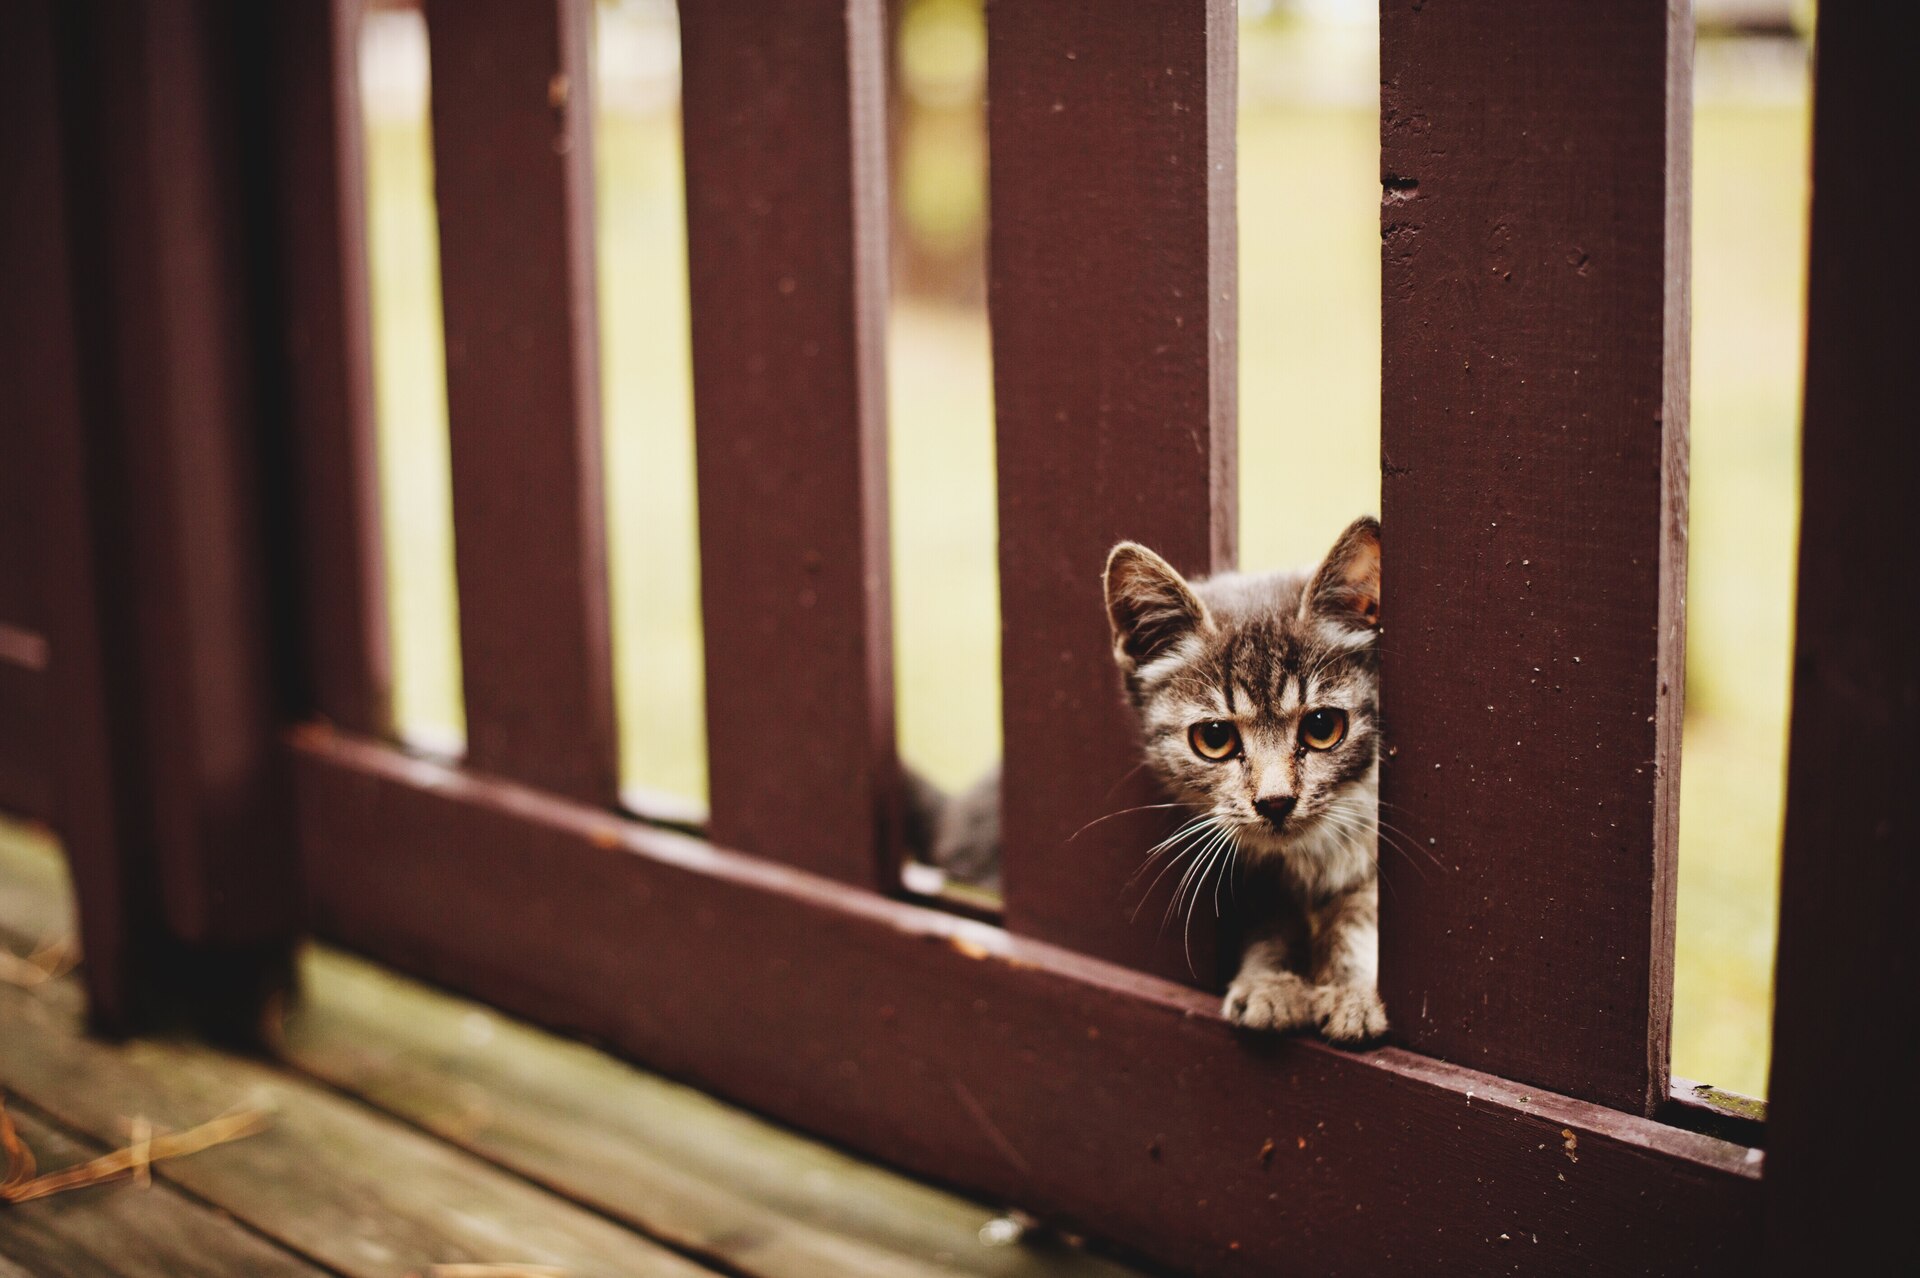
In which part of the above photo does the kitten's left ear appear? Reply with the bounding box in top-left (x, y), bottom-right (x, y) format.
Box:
top-left (1301, 516), bottom-right (1381, 631)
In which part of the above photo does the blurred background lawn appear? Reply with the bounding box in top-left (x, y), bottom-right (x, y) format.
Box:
top-left (359, 0), bottom-right (1807, 1098)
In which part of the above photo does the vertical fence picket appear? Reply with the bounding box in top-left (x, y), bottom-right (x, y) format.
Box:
top-left (0, 4), bottom-right (61, 824)
top-left (0, 139), bottom-right (49, 821)
top-left (6, 0), bottom-right (140, 1019)
top-left (32, 0), bottom-right (298, 1024)
top-left (274, 0), bottom-right (390, 738)
top-left (679, 0), bottom-right (898, 885)
top-left (1765, 5), bottom-right (1917, 1263)
top-left (1377, 1), bottom-right (1691, 1113)
top-left (987, 0), bottom-right (1236, 980)
top-left (425, 0), bottom-right (619, 805)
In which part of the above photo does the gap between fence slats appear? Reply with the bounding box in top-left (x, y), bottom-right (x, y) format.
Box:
top-left (1764, 4), bottom-right (1917, 1266)
top-left (679, 0), bottom-right (898, 886)
top-left (1377, 0), bottom-right (1691, 1115)
top-left (272, 0), bottom-right (391, 739)
top-left (424, 0), bottom-right (619, 806)
top-left (986, 0), bottom-right (1237, 982)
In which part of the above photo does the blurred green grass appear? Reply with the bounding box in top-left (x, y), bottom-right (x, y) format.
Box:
top-left (361, 17), bottom-right (1803, 1099)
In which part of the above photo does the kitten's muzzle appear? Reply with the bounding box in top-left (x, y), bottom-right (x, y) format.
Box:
top-left (1254, 795), bottom-right (1297, 830)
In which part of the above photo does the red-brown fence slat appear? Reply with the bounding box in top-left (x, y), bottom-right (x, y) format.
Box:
top-left (1377, 2), bottom-right (1691, 1114)
top-left (424, 0), bottom-right (619, 806)
top-left (0, 1), bottom-right (56, 823)
top-left (6, 0), bottom-right (138, 1015)
top-left (274, 0), bottom-right (390, 738)
top-left (987, 0), bottom-right (1236, 980)
top-left (0, 86), bottom-right (51, 821)
top-left (27, 0), bottom-right (297, 1026)
top-left (679, 0), bottom-right (898, 885)
top-left (1765, 6), bottom-right (1917, 1265)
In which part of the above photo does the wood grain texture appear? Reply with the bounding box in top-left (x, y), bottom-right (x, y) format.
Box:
top-left (426, 0), bottom-right (619, 805)
top-left (0, 954), bottom-right (714, 1276)
top-left (0, 1102), bottom-right (325, 1278)
top-left (986, 0), bottom-right (1237, 981)
top-left (270, 0), bottom-right (391, 737)
top-left (680, 0), bottom-right (899, 884)
top-left (1764, 6), bottom-right (1918, 1269)
top-left (1377, 0), bottom-right (1691, 1114)
top-left (295, 728), bottom-right (1763, 1278)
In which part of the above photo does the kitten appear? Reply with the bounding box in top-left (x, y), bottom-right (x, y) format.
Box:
top-left (913, 517), bottom-right (1386, 1042)
top-left (1104, 517), bottom-right (1386, 1041)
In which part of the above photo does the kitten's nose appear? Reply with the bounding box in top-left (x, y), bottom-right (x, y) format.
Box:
top-left (1254, 795), bottom-right (1297, 829)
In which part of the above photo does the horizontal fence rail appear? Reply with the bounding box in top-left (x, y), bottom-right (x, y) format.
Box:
top-left (988, 0), bottom-right (1237, 983)
top-left (1377, 0), bottom-right (1691, 1116)
top-left (293, 726), bottom-right (1763, 1278)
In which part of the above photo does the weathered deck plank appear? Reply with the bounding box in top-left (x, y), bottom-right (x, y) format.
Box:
top-left (281, 949), bottom-right (1142, 1278)
top-left (0, 829), bottom-right (714, 1278)
top-left (0, 980), bottom-right (709, 1278)
top-left (0, 817), bottom-right (1145, 1278)
top-left (0, 1101), bottom-right (326, 1278)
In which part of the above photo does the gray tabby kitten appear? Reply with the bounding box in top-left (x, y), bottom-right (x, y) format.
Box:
top-left (921, 517), bottom-right (1386, 1042)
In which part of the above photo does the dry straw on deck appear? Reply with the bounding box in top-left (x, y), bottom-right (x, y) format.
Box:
top-left (0, 1096), bottom-right (269, 1206)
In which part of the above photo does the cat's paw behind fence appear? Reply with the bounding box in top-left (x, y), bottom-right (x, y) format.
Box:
top-left (1223, 970), bottom-right (1317, 1032)
top-left (1311, 984), bottom-right (1388, 1043)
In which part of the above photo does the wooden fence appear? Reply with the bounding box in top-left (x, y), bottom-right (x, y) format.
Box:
top-left (0, 1), bottom-right (1911, 1273)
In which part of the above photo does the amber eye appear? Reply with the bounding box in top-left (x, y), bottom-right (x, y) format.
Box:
top-left (1188, 720), bottom-right (1240, 761)
top-left (1299, 708), bottom-right (1348, 751)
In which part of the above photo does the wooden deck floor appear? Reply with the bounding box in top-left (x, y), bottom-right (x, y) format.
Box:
top-left (0, 819), bottom-right (1149, 1278)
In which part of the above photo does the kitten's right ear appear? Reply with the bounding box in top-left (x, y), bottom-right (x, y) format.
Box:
top-left (1302, 515), bottom-right (1381, 632)
top-left (1104, 542), bottom-right (1209, 667)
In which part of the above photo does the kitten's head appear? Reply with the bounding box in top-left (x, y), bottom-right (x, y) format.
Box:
top-left (1104, 518), bottom-right (1381, 887)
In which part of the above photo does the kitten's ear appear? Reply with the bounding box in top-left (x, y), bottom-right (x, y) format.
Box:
top-left (1105, 542), bottom-right (1209, 666)
top-left (1302, 516), bottom-right (1381, 631)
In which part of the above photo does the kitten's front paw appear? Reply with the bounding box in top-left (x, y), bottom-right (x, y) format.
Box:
top-left (1223, 970), bottom-right (1316, 1032)
top-left (1311, 984), bottom-right (1388, 1043)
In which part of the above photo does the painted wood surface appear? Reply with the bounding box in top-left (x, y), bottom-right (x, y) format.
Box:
top-left (987, 0), bottom-right (1238, 982)
top-left (8, 0), bottom-right (297, 1027)
top-left (680, 0), bottom-right (900, 885)
top-left (1763, 3), bottom-right (1918, 1269)
top-left (270, 0), bottom-right (390, 738)
top-left (1377, 0), bottom-right (1691, 1115)
top-left (426, 0), bottom-right (620, 805)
